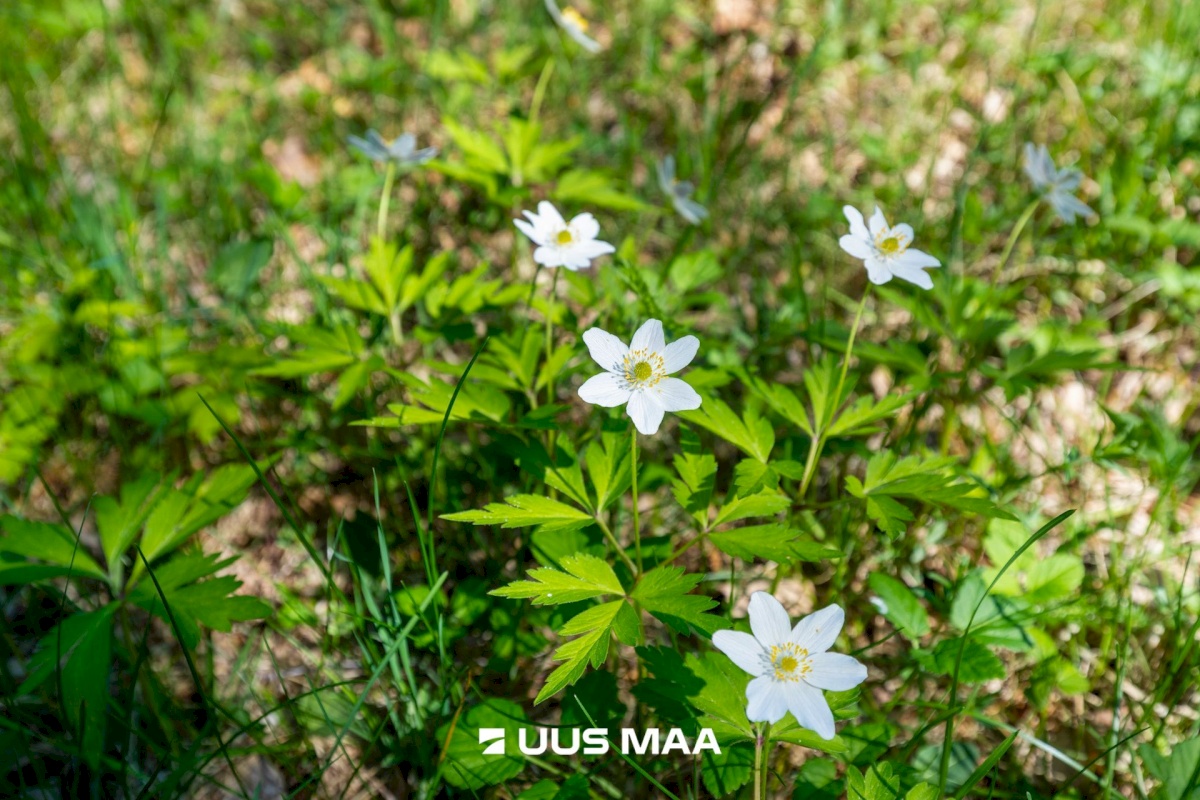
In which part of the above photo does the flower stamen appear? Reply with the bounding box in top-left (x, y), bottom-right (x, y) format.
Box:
top-left (561, 7), bottom-right (589, 31)
top-left (556, 229), bottom-right (574, 245)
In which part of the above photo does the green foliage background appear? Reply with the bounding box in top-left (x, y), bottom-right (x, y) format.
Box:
top-left (1, 0), bottom-right (1199, 798)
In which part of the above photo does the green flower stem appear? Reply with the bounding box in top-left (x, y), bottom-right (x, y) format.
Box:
top-left (595, 515), bottom-right (638, 576)
top-left (631, 427), bottom-right (642, 575)
top-left (376, 161), bottom-right (396, 243)
top-left (545, 268), bottom-right (560, 406)
top-left (991, 198), bottom-right (1040, 282)
top-left (753, 723), bottom-right (772, 800)
top-left (798, 287), bottom-right (870, 499)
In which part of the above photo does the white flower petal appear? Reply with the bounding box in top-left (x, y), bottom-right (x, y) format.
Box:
top-left (748, 592), bottom-right (792, 647)
top-left (868, 206), bottom-right (888, 237)
top-left (790, 604), bottom-right (844, 653)
top-left (1050, 192), bottom-right (1094, 224)
top-left (570, 239), bottom-right (616, 259)
top-left (892, 223), bottom-right (914, 243)
top-left (784, 681), bottom-right (836, 739)
top-left (660, 335), bottom-right (699, 373)
top-left (805, 652), bottom-right (868, 691)
top-left (653, 377), bottom-right (701, 413)
top-left (532, 245), bottom-right (565, 267)
top-left (894, 248), bottom-right (941, 269)
top-left (570, 213), bottom-right (600, 241)
top-left (626, 391), bottom-right (666, 435)
top-left (839, 234), bottom-right (873, 260)
top-left (630, 319), bottom-right (665, 354)
top-left (514, 218), bottom-right (541, 244)
top-left (890, 264), bottom-right (934, 290)
top-left (578, 373), bottom-right (632, 407)
top-left (581, 328), bottom-right (628, 371)
top-left (746, 675), bottom-right (789, 723)
top-left (712, 630), bottom-right (767, 676)
top-left (536, 200), bottom-right (566, 231)
top-left (843, 206), bottom-right (869, 240)
top-left (864, 258), bottom-right (893, 285)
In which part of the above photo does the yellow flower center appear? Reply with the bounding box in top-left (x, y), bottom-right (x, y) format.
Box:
top-left (556, 229), bottom-right (574, 245)
top-left (561, 7), bottom-right (589, 31)
top-left (769, 642), bottom-right (812, 683)
top-left (622, 350), bottom-right (664, 388)
top-left (879, 236), bottom-right (901, 254)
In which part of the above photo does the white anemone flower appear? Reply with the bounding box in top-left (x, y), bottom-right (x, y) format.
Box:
top-left (545, 0), bottom-right (602, 53)
top-left (712, 592), bottom-right (867, 739)
top-left (579, 319), bottom-right (701, 435)
top-left (838, 206), bottom-right (941, 290)
top-left (347, 130), bottom-right (437, 166)
top-left (514, 201), bottom-right (615, 270)
top-left (1023, 143), bottom-right (1095, 224)
top-left (656, 156), bottom-right (709, 225)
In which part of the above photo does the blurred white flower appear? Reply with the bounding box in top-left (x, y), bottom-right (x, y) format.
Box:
top-left (514, 201), bottom-right (615, 270)
top-left (545, 0), bottom-right (602, 53)
top-left (839, 206), bottom-right (941, 290)
top-left (656, 156), bottom-right (709, 225)
top-left (712, 592), bottom-right (866, 739)
top-left (1023, 143), bottom-right (1095, 224)
top-left (579, 319), bottom-right (701, 435)
top-left (347, 130), bottom-right (437, 166)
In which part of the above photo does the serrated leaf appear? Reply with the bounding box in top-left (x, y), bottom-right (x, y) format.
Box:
top-left (490, 553), bottom-right (623, 605)
top-left (128, 552), bottom-right (270, 649)
top-left (632, 566), bottom-right (720, 636)
top-left (672, 451), bottom-right (717, 526)
top-left (708, 523), bottom-right (838, 564)
top-left (680, 397), bottom-right (774, 462)
top-left (0, 516), bottom-right (107, 581)
top-left (535, 600), bottom-right (625, 703)
top-left (443, 494), bottom-right (593, 533)
top-left (713, 490), bottom-right (789, 526)
top-left (846, 452), bottom-right (1013, 535)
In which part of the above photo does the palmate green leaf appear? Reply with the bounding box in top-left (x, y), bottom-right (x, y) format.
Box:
top-left (535, 600), bottom-right (624, 704)
top-left (708, 523), bottom-right (839, 564)
top-left (363, 239), bottom-right (413, 311)
top-left (713, 489), bottom-right (790, 526)
top-left (490, 553), bottom-right (623, 605)
top-left (747, 378), bottom-right (812, 435)
top-left (0, 516), bottom-right (107, 582)
top-left (680, 397), bottom-right (774, 463)
top-left (827, 393), bottom-right (914, 438)
top-left (631, 566), bottom-right (720, 636)
top-left (359, 372), bottom-right (511, 427)
top-left (554, 169), bottom-right (651, 212)
top-left (138, 463), bottom-right (256, 565)
top-left (128, 552), bottom-right (271, 649)
top-left (846, 452), bottom-right (1013, 535)
top-left (18, 606), bottom-right (115, 768)
top-left (672, 451), bottom-right (717, 527)
top-left (586, 433), bottom-right (631, 513)
top-left (445, 495), bottom-right (594, 534)
top-left (867, 573), bottom-right (930, 640)
top-left (318, 275), bottom-right (388, 316)
top-left (732, 458), bottom-right (776, 497)
top-left (94, 473), bottom-right (162, 573)
top-left (443, 117), bottom-right (508, 175)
